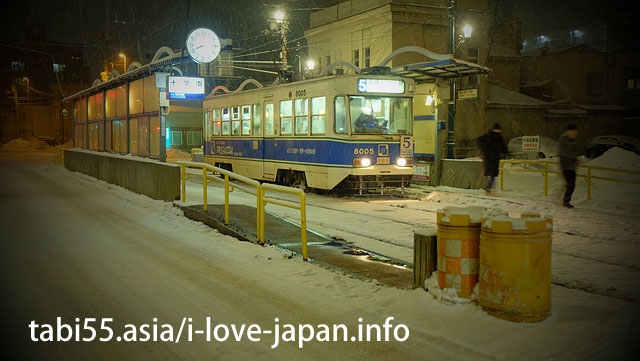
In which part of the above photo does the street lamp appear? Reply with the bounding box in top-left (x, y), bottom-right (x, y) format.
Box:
top-left (306, 59), bottom-right (315, 70)
top-left (119, 53), bottom-right (127, 73)
top-left (463, 24), bottom-right (473, 38)
top-left (274, 10), bottom-right (285, 24)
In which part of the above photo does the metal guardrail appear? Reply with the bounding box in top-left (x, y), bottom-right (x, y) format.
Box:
top-left (53, 149), bottom-right (64, 166)
top-left (260, 184), bottom-right (307, 260)
top-left (177, 161), bottom-right (308, 260)
top-left (499, 159), bottom-right (640, 200)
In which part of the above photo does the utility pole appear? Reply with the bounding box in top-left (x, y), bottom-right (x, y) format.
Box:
top-left (447, 0), bottom-right (456, 159)
top-left (12, 85), bottom-right (19, 139)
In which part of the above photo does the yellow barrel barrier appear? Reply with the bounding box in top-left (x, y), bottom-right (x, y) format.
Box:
top-left (436, 206), bottom-right (489, 298)
top-left (479, 212), bottom-right (553, 322)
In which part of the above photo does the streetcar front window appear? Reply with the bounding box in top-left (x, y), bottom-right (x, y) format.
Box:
top-left (348, 96), bottom-right (411, 135)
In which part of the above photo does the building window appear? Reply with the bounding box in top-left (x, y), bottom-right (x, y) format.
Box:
top-left (587, 72), bottom-right (604, 96)
top-left (187, 131), bottom-right (202, 145)
top-left (170, 131), bottom-right (183, 146)
top-left (325, 55), bottom-right (331, 67)
top-left (352, 49), bottom-right (360, 67)
top-left (317, 57), bottom-right (322, 71)
top-left (363, 47), bottom-right (370, 67)
top-left (53, 64), bottom-right (66, 72)
top-left (11, 61), bottom-right (25, 72)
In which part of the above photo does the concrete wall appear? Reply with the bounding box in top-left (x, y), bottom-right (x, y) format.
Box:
top-left (63, 149), bottom-right (180, 201)
top-left (441, 158), bottom-right (484, 189)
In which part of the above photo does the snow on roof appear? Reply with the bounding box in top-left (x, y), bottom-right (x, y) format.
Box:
top-left (486, 84), bottom-right (552, 106)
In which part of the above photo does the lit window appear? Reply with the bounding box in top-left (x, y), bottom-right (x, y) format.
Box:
top-left (53, 64), bottom-right (66, 72)
top-left (11, 61), bottom-right (25, 72)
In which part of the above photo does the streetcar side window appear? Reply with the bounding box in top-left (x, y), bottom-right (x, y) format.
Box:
top-left (280, 100), bottom-right (292, 135)
top-left (265, 103), bottom-right (274, 136)
top-left (311, 96), bottom-right (326, 135)
top-left (241, 105), bottom-right (251, 136)
top-left (204, 108), bottom-right (211, 140)
top-left (222, 108), bottom-right (230, 135)
top-left (253, 104), bottom-right (261, 136)
top-left (231, 106), bottom-right (240, 136)
top-left (334, 96), bottom-right (347, 134)
top-left (294, 98), bottom-right (308, 135)
top-left (213, 108), bottom-right (221, 136)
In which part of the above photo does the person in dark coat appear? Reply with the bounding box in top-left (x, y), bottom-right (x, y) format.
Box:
top-left (558, 124), bottom-right (580, 208)
top-left (477, 123), bottom-right (508, 194)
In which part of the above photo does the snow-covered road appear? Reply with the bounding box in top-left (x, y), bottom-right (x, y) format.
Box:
top-left (1, 148), bottom-right (638, 360)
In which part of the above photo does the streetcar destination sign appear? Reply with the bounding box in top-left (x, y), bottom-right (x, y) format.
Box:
top-left (357, 79), bottom-right (405, 94)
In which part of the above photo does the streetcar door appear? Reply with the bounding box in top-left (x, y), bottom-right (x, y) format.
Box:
top-left (262, 102), bottom-right (276, 180)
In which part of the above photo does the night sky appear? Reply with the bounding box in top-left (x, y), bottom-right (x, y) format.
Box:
top-left (1, 0), bottom-right (638, 75)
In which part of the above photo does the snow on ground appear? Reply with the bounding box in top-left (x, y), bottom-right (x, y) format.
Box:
top-left (2, 148), bottom-right (639, 360)
top-left (2, 137), bottom-right (52, 150)
top-left (180, 147), bottom-right (640, 304)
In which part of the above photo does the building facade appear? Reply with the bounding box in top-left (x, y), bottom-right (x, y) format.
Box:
top-left (305, 0), bottom-right (492, 159)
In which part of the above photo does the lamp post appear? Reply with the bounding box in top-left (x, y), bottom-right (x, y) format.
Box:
top-left (23, 77), bottom-right (29, 104)
top-left (447, 0), bottom-right (456, 159)
top-left (446, 1), bottom-right (473, 159)
top-left (119, 53), bottom-right (127, 73)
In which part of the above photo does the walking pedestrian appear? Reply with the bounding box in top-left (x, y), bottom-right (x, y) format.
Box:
top-left (558, 124), bottom-right (580, 208)
top-left (476, 123), bottom-right (508, 195)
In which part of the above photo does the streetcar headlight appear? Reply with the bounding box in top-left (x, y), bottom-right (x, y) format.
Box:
top-left (396, 158), bottom-right (407, 167)
top-left (353, 158), bottom-right (372, 167)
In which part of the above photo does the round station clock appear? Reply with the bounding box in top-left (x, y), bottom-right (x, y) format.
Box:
top-left (186, 27), bottom-right (221, 64)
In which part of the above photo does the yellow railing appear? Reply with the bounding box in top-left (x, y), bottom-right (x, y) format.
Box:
top-left (260, 183), bottom-right (307, 260)
top-left (499, 159), bottom-right (640, 200)
top-left (53, 149), bottom-right (64, 166)
top-left (177, 161), bottom-right (308, 260)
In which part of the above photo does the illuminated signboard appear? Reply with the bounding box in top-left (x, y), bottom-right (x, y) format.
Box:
top-left (357, 79), bottom-right (405, 94)
top-left (168, 77), bottom-right (205, 99)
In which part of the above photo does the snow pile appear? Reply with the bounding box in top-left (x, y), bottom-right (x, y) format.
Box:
top-left (587, 146), bottom-right (640, 170)
top-left (166, 147), bottom-right (192, 163)
top-left (586, 147), bottom-right (640, 207)
top-left (2, 137), bottom-right (51, 150)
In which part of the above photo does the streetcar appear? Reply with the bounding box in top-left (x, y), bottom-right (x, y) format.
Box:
top-left (202, 73), bottom-right (415, 193)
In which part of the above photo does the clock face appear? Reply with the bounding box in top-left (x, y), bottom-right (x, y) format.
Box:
top-left (186, 28), bottom-right (221, 64)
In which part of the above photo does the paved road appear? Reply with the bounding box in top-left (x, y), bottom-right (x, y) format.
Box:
top-left (0, 150), bottom-right (485, 361)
